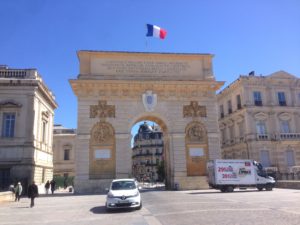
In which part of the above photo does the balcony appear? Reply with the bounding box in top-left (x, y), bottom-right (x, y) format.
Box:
top-left (278, 133), bottom-right (300, 140)
top-left (256, 133), bottom-right (271, 141)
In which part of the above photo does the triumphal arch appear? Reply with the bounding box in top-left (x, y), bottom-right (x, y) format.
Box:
top-left (70, 51), bottom-right (223, 193)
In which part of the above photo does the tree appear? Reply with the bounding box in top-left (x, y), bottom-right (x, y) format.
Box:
top-left (156, 160), bottom-right (165, 182)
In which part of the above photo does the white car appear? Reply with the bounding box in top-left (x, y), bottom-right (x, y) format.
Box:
top-left (105, 179), bottom-right (142, 211)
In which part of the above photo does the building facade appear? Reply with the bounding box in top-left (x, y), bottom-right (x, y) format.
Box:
top-left (53, 125), bottom-right (76, 178)
top-left (132, 122), bottom-right (164, 182)
top-left (0, 66), bottom-right (57, 190)
top-left (218, 71), bottom-right (300, 177)
top-left (70, 51), bottom-right (223, 193)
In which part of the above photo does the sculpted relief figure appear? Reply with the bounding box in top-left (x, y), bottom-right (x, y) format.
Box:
top-left (91, 122), bottom-right (114, 144)
top-left (187, 123), bottom-right (206, 142)
top-left (90, 100), bottom-right (115, 119)
top-left (183, 101), bottom-right (206, 118)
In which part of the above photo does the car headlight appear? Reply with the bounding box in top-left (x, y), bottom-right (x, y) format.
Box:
top-left (132, 191), bottom-right (139, 197)
top-left (107, 193), bottom-right (115, 198)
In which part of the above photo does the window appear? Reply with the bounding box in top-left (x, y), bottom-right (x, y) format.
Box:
top-left (219, 105), bottom-right (224, 118)
top-left (277, 92), bottom-right (286, 106)
top-left (227, 100), bottom-right (232, 114)
top-left (236, 95), bottom-right (242, 109)
top-left (221, 129), bottom-right (226, 144)
top-left (286, 150), bottom-right (295, 167)
top-left (256, 121), bottom-right (267, 134)
top-left (260, 150), bottom-right (271, 167)
top-left (280, 121), bottom-right (290, 133)
top-left (42, 121), bottom-right (47, 143)
top-left (2, 113), bottom-right (15, 137)
top-left (253, 91), bottom-right (262, 106)
top-left (229, 126), bottom-right (234, 143)
top-left (238, 122), bottom-right (244, 138)
top-left (64, 149), bottom-right (70, 160)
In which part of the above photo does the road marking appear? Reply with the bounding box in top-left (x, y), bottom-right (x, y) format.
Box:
top-left (153, 208), bottom-right (270, 216)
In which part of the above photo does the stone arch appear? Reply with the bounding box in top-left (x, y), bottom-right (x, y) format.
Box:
top-left (130, 114), bottom-right (172, 189)
top-left (185, 121), bottom-right (208, 176)
top-left (89, 121), bottom-right (115, 179)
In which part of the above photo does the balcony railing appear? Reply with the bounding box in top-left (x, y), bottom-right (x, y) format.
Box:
top-left (221, 132), bottom-right (300, 147)
top-left (278, 133), bottom-right (300, 140)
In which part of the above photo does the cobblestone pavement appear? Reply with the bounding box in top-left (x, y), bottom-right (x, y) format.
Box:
top-left (0, 188), bottom-right (300, 225)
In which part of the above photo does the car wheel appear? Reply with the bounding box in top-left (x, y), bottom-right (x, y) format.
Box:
top-left (105, 203), bottom-right (112, 212)
top-left (136, 202), bottom-right (142, 210)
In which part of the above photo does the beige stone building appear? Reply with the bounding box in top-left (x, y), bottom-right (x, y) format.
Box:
top-left (0, 66), bottom-right (57, 190)
top-left (218, 71), bottom-right (300, 176)
top-left (70, 51), bottom-right (223, 193)
top-left (132, 122), bottom-right (164, 182)
top-left (53, 124), bottom-right (76, 178)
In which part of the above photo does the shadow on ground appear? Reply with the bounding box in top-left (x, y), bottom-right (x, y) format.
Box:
top-left (187, 189), bottom-right (261, 195)
top-left (90, 206), bottom-right (136, 214)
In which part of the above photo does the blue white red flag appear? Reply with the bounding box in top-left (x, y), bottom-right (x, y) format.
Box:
top-left (146, 24), bottom-right (167, 39)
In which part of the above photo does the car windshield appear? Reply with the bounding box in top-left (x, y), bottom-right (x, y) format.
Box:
top-left (111, 181), bottom-right (136, 190)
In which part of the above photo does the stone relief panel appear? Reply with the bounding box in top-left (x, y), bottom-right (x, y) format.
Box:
top-left (185, 121), bottom-right (208, 176)
top-left (90, 122), bottom-right (114, 145)
top-left (89, 121), bottom-right (115, 179)
top-left (186, 122), bottom-right (207, 143)
top-left (90, 100), bottom-right (115, 119)
top-left (183, 101), bottom-right (207, 118)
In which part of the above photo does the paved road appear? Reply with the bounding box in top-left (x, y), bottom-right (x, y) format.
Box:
top-left (0, 188), bottom-right (300, 225)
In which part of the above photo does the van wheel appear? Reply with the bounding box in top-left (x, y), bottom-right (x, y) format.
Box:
top-left (265, 184), bottom-right (273, 191)
top-left (227, 186), bottom-right (234, 192)
top-left (220, 187), bottom-right (227, 192)
top-left (257, 187), bottom-right (263, 191)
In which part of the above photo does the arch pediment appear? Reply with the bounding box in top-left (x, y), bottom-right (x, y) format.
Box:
top-left (267, 70), bottom-right (296, 79)
top-left (254, 112), bottom-right (268, 121)
top-left (0, 100), bottom-right (22, 108)
top-left (278, 112), bottom-right (291, 121)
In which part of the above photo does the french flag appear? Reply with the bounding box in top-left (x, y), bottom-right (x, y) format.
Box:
top-left (146, 24), bottom-right (167, 40)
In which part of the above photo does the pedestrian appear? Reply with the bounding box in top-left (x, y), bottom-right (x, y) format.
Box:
top-left (50, 179), bottom-right (56, 194)
top-left (45, 180), bottom-right (50, 194)
top-left (14, 182), bottom-right (22, 202)
top-left (28, 181), bottom-right (38, 208)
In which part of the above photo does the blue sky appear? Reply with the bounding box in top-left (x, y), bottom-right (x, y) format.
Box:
top-left (0, 0), bottom-right (299, 132)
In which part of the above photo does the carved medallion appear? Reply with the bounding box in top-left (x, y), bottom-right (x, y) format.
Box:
top-left (91, 122), bottom-right (114, 144)
top-left (183, 101), bottom-right (206, 117)
top-left (142, 90), bottom-right (157, 112)
top-left (186, 123), bottom-right (206, 142)
top-left (90, 100), bottom-right (115, 119)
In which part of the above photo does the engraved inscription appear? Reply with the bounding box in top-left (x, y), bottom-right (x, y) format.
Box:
top-left (99, 60), bottom-right (190, 75)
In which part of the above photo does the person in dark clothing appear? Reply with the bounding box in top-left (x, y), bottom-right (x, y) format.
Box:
top-left (50, 180), bottom-right (56, 194)
top-left (27, 181), bottom-right (39, 208)
top-left (44, 180), bottom-right (50, 194)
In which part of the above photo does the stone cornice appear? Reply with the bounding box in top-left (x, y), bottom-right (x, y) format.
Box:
top-left (0, 79), bottom-right (57, 109)
top-left (69, 79), bottom-right (224, 99)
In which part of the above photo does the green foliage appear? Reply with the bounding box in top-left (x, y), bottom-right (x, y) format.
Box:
top-left (53, 175), bottom-right (74, 188)
top-left (156, 160), bottom-right (165, 182)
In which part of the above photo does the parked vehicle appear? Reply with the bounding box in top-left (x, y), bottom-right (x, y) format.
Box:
top-left (105, 179), bottom-right (142, 211)
top-left (207, 159), bottom-right (276, 192)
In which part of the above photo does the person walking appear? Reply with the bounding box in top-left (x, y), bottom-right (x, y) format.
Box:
top-left (28, 181), bottom-right (38, 208)
top-left (44, 180), bottom-right (50, 194)
top-left (50, 179), bottom-right (56, 194)
top-left (14, 182), bottom-right (22, 202)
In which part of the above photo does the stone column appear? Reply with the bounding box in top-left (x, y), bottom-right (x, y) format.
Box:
top-left (115, 133), bottom-right (132, 178)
